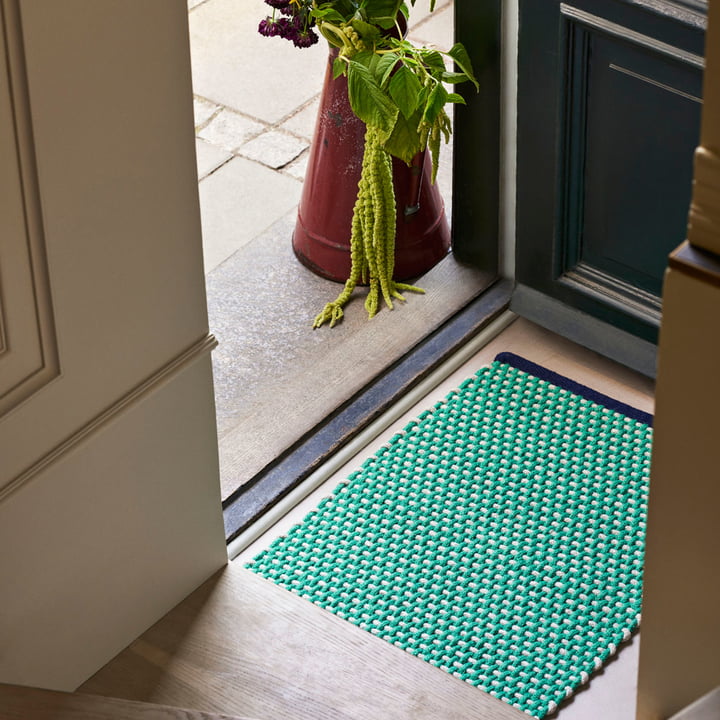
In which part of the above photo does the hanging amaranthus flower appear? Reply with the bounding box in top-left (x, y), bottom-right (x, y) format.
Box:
top-left (313, 125), bottom-right (423, 328)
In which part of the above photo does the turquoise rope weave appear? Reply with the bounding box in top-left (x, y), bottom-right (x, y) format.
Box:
top-left (246, 357), bottom-right (652, 718)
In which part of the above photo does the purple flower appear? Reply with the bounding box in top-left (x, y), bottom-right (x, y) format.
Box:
top-left (258, 16), bottom-right (291, 37)
top-left (258, 1), bottom-right (317, 47)
top-left (292, 28), bottom-right (319, 47)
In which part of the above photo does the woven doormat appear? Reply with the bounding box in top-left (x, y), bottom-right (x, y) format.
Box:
top-left (246, 353), bottom-right (653, 718)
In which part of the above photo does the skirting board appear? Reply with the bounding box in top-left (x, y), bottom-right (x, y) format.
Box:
top-left (511, 284), bottom-right (657, 377)
top-left (0, 353), bottom-right (227, 691)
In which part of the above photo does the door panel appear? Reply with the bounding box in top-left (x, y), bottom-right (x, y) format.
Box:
top-left (0, 0), bottom-right (226, 690)
top-left (515, 0), bottom-right (706, 355)
top-left (577, 31), bottom-right (702, 295)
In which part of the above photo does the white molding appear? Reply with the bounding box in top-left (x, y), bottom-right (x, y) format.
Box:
top-left (688, 146), bottom-right (720, 255)
top-left (0, 333), bottom-right (217, 502)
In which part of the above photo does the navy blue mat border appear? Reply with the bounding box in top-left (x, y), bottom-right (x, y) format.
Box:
top-left (495, 352), bottom-right (654, 427)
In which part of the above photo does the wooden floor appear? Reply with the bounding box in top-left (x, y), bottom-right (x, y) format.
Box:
top-left (0, 683), bottom-right (256, 720)
top-left (80, 317), bottom-right (655, 720)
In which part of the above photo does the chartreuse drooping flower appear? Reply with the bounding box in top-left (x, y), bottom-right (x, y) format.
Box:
top-left (313, 125), bottom-right (424, 329)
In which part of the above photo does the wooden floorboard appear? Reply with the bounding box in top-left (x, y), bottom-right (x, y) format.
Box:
top-left (80, 564), bottom-right (526, 720)
top-left (0, 683), bottom-right (255, 720)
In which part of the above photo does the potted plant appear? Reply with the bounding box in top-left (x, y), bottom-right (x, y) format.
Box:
top-left (259, 0), bottom-right (478, 327)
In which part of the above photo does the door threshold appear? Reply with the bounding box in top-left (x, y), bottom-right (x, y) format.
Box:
top-left (225, 279), bottom-right (514, 557)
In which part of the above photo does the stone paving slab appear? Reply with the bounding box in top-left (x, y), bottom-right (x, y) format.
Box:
top-left (197, 108), bottom-right (266, 153)
top-left (279, 97), bottom-right (321, 142)
top-left (283, 152), bottom-right (310, 182)
top-left (196, 138), bottom-right (232, 180)
top-left (238, 129), bottom-right (308, 170)
top-left (199, 156), bottom-right (302, 273)
top-left (408, 0), bottom-right (453, 27)
top-left (189, 0), bottom-right (326, 124)
top-left (408, 3), bottom-right (454, 47)
top-left (207, 210), bottom-right (340, 441)
top-left (193, 95), bottom-right (221, 129)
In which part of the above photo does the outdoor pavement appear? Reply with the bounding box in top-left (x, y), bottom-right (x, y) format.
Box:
top-left (187, 0), bottom-right (486, 499)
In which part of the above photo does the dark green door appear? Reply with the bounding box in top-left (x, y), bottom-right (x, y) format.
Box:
top-left (514, 0), bottom-right (706, 374)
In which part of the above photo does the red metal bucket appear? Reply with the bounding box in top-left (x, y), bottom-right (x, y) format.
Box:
top-left (293, 51), bottom-right (451, 283)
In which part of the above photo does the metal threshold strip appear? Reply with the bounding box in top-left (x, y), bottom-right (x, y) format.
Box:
top-left (226, 279), bottom-right (514, 560)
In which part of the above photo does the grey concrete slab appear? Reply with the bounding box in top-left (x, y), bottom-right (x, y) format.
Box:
top-left (238, 130), bottom-right (308, 170)
top-left (206, 210), bottom-right (341, 441)
top-left (207, 209), bottom-right (493, 497)
top-left (198, 108), bottom-right (266, 152)
top-left (199, 156), bottom-right (302, 273)
top-left (189, 0), bottom-right (326, 124)
top-left (195, 138), bottom-right (232, 180)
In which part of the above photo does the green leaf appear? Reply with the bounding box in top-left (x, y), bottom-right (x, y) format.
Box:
top-left (316, 0), bottom-right (356, 18)
top-left (446, 43), bottom-right (479, 90)
top-left (383, 111), bottom-right (423, 165)
top-left (446, 93), bottom-right (466, 104)
top-left (376, 51), bottom-right (400, 88)
top-left (362, 0), bottom-right (402, 27)
top-left (422, 82), bottom-right (448, 124)
top-left (388, 65), bottom-right (422, 119)
top-left (333, 57), bottom-right (346, 80)
top-left (441, 71), bottom-right (469, 84)
top-left (350, 50), bottom-right (375, 69)
top-left (311, 7), bottom-right (346, 23)
top-left (347, 59), bottom-right (399, 133)
top-left (351, 50), bottom-right (381, 78)
top-left (362, 0), bottom-right (401, 16)
top-left (420, 49), bottom-right (447, 76)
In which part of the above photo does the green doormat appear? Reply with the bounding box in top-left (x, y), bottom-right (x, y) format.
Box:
top-left (246, 353), bottom-right (653, 718)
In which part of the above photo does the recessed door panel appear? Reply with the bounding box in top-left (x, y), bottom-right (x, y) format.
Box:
top-left (569, 22), bottom-right (703, 295)
top-left (516, 0), bottom-right (706, 348)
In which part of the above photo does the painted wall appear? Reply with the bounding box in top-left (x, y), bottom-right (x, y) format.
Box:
top-left (0, 0), bottom-right (227, 690)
